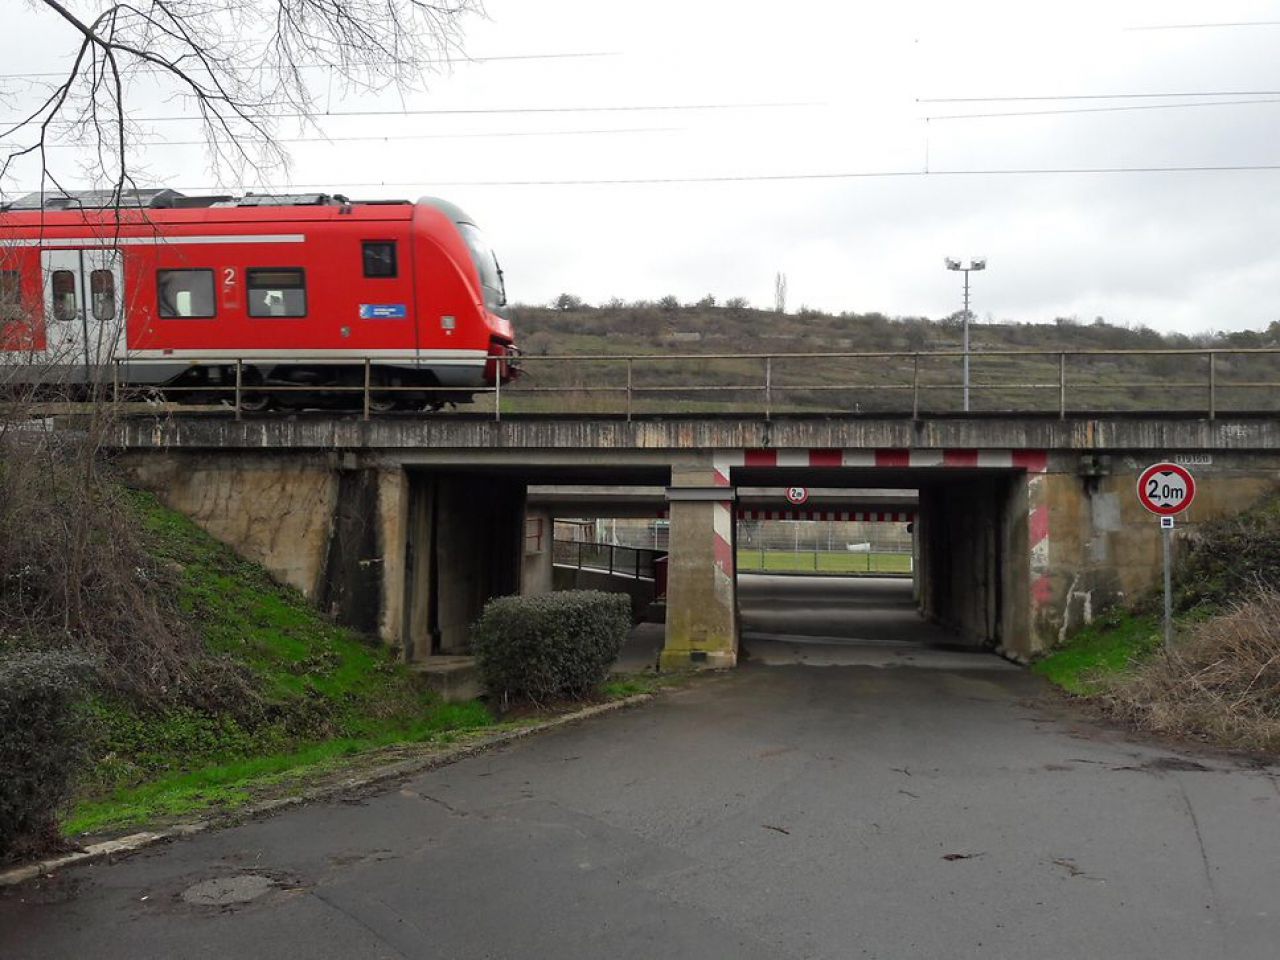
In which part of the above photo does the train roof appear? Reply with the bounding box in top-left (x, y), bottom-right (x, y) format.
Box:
top-left (0, 188), bottom-right (414, 212)
top-left (0, 189), bottom-right (483, 230)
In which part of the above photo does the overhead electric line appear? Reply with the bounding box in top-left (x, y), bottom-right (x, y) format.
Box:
top-left (926, 97), bottom-right (1280, 121)
top-left (0, 51), bottom-right (620, 82)
top-left (920, 90), bottom-right (1280, 103)
top-left (2, 126), bottom-right (681, 150)
top-left (0, 101), bottom-right (819, 128)
top-left (88, 162), bottom-right (1280, 192)
top-left (1125, 20), bottom-right (1280, 31)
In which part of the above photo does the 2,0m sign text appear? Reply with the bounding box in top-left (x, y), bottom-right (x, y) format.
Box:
top-left (1136, 462), bottom-right (1196, 516)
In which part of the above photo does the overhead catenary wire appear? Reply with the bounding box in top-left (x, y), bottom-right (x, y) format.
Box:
top-left (920, 90), bottom-right (1280, 103)
top-left (0, 101), bottom-right (821, 128)
top-left (1124, 20), bottom-right (1280, 31)
top-left (1, 126), bottom-right (682, 150)
top-left (25, 162), bottom-right (1272, 194)
top-left (926, 97), bottom-right (1280, 121)
top-left (0, 51), bottom-right (621, 82)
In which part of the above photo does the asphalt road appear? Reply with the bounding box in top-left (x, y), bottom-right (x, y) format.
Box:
top-left (4, 586), bottom-right (1279, 958)
top-left (739, 573), bottom-right (963, 651)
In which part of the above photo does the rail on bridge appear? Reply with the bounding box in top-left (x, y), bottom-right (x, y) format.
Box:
top-left (49, 345), bottom-right (1280, 420)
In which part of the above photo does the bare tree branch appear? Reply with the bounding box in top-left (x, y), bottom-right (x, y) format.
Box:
top-left (1, 0), bottom-right (483, 198)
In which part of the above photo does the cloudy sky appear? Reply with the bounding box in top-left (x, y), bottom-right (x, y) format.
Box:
top-left (4, 0), bottom-right (1280, 332)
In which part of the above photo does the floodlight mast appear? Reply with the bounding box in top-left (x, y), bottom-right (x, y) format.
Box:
top-left (944, 257), bottom-right (987, 412)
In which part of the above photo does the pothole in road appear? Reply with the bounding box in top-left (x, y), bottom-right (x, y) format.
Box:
top-left (181, 874), bottom-right (277, 906)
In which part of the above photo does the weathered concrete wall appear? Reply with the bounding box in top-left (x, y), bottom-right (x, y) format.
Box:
top-left (1033, 453), bottom-right (1280, 651)
top-left (375, 469), bottom-right (409, 650)
top-left (111, 414), bottom-right (1280, 457)
top-left (551, 565), bottom-right (656, 619)
top-left (122, 452), bottom-right (408, 646)
top-left (122, 452), bottom-right (338, 599)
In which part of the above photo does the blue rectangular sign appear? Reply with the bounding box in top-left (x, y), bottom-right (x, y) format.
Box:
top-left (359, 303), bottom-right (407, 320)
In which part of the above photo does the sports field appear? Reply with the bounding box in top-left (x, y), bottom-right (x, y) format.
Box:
top-left (735, 550), bottom-right (913, 575)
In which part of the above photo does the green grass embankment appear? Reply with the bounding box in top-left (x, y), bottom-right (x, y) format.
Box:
top-left (1033, 612), bottom-right (1161, 695)
top-left (70, 494), bottom-right (498, 836)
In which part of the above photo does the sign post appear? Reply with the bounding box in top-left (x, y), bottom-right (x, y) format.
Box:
top-left (1136, 463), bottom-right (1197, 650)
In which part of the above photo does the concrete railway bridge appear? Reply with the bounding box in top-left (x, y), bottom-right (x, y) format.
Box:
top-left (112, 413), bottom-right (1280, 668)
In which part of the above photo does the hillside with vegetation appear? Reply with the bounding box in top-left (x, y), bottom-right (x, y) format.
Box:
top-left (502, 297), bottom-right (1280, 416)
top-left (0, 398), bottom-right (650, 859)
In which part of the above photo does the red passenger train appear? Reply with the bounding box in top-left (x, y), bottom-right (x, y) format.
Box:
top-left (0, 189), bottom-right (517, 409)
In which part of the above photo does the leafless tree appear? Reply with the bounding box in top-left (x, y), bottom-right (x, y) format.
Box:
top-left (0, 0), bottom-right (484, 201)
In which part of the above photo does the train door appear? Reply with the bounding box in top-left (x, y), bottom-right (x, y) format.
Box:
top-left (40, 248), bottom-right (125, 377)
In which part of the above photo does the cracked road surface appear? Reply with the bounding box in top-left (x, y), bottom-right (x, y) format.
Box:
top-left (4, 645), bottom-right (1279, 957)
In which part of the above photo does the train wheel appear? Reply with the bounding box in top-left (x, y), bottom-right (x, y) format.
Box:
top-left (236, 393), bottom-right (273, 413)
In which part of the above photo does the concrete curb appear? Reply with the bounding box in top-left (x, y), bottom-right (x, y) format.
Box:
top-left (0, 692), bottom-right (653, 888)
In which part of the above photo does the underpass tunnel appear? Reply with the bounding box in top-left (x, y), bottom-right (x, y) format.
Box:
top-left (734, 500), bottom-right (926, 651)
top-left (394, 462), bottom-right (1033, 671)
top-left (731, 487), bottom-right (943, 657)
top-left (915, 472), bottom-right (1027, 652)
top-left (729, 466), bottom-right (1034, 661)
top-left (400, 472), bottom-right (670, 664)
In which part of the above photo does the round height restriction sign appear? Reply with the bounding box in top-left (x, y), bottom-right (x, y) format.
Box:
top-left (1137, 462), bottom-right (1196, 516)
top-left (786, 486), bottom-right (809, 506)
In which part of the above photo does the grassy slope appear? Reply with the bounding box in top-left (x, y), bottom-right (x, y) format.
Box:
top-left (70, 493), bottom-right (495, 835)
top-left (1035, 494), bottom-right (1280, 730)
top-left (1033, 612), bottom-right (1161, 695)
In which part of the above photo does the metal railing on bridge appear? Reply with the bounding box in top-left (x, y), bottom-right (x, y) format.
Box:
top-left (552, 539), bottom-right (660, 580)
top-left (88, 346), bottom-right (1280, 420)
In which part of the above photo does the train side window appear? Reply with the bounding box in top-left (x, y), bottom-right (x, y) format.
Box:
top-left (362, 241), bottom-right (397, 278)
top-left (0, 270), bottom-right (22, 320)
top-left (247, 268), bottom-right (307, 317)
top-left (157, 269), bottom-right (216, 318)
top-left (51, 270), bottom-right (78, 321)
top-left (90, 270), bottom-right (116, 321)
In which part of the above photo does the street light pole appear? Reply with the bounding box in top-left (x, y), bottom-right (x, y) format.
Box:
top-left (944, 257), bottom-right (987, 413)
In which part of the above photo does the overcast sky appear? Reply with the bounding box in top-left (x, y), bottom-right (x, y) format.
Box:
top-left (4, 0), bottom-right (1280, 332)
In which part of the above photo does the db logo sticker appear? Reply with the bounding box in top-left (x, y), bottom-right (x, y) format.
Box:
top-left (786, 486), bottom-right (809, 505)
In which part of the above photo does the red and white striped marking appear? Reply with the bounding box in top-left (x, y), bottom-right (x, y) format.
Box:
top-left (709, 452), bottom-right (736, 581)
top-left (715, 448), bottom-right (1048, 472)
top-left (737, 509), bottom-right (914, 522)
top-left (1028, 474), bottom-right (1052, 611)
top-left (703, 448), bottom-right (1047, 596)
top-left (658, 509), bottom-right (914, 522)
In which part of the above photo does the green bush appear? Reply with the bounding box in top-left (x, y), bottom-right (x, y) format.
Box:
top-left (1173, 493), bottom-right (1280, 612)
top-left (0, 650), bottom-right (95, 859)
top-left (471, 591), bottom-right (632, 705)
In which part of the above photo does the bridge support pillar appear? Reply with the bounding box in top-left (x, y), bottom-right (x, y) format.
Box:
top-left (660, 460), bottom-right (738, 670)
top-left (521, 505), bottom-right (554, 596)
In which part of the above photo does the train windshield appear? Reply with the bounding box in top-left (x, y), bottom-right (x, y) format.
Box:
top-left (458, 223), bottom-right (507, 314)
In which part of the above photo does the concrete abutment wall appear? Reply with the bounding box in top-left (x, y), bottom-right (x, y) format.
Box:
top-left (122, 452), bottom-right (528, 660)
